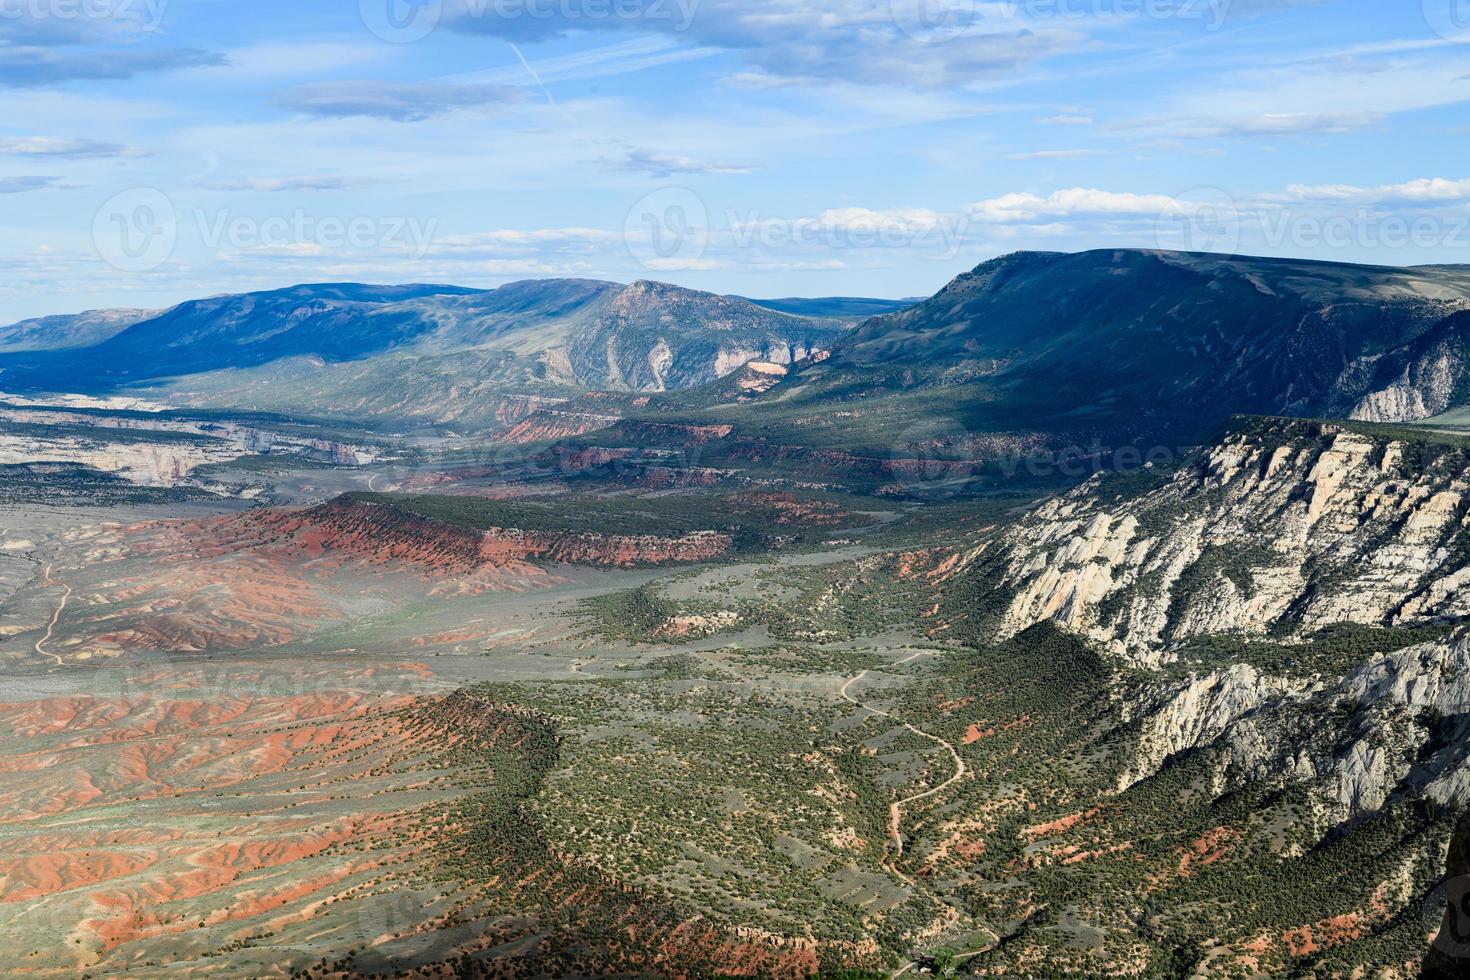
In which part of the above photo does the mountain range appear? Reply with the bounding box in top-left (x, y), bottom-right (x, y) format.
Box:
top-left (7, 250), bottom-right (1470, 450)
top-left (0, 280), bottom-right (908, 427)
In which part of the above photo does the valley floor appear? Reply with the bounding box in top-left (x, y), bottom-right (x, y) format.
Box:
top-left (1, 416), bottom-right (1466, 978)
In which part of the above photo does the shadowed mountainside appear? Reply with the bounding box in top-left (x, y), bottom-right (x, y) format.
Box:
top-left (703, 250), bottom-right (1470, 457)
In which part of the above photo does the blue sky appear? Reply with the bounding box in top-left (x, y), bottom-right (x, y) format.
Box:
top-left (0, 0), bottom-right (1468, 321)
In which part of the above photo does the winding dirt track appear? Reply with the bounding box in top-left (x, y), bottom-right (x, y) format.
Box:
top-left (838, 652), bottom-right (966, 859)
top-left (840, 652), bottom-right (992, 978)
top-left (34, 563), bottom-right (72, 667)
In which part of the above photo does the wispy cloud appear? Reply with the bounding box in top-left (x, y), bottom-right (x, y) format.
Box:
top-left (1276, 178), bottom-right (1470, 204)
top-left (1184, 111), bottom-right (1383, 139)
top-left (1005, 149), bottom-right (1103, 160)
top-left (201, 175), bottom-right (371, 192)
top-left (608, 149), bottom-right (752, 177)
top-left (275, 81), bottom-right (522, 121)
top-left (0, 47), bottom-right (225, 87)
top-left (0, 136), bottom-right (146, 158)
top-left (0, 176), bottom-right (64, 193)
top-left (1040, 113), bottom-right (1094, 126)
top-left (441, 0), bottom-right (1082, 88)
top-left (448, 36), bottom-right (721, 86)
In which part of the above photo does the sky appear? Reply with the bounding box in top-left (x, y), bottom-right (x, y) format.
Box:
top-left (0, 0), bottom-right (1468, 321)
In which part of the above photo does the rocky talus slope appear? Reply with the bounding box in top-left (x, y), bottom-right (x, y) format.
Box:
top-left (946, 418), bottom-right (1470, 663)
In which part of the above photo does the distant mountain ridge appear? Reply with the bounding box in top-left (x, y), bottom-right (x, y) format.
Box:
top-left (12, 250), bottom-right (1470, 443)
top-left (0, 278), bottom-right (874, 426)
top-left (0, 307), bottom-right (160, 353)
top-left (732, 249), bottom-right (1470, 455)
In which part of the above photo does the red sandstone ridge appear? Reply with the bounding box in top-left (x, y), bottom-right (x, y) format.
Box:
top-left (214, 499), bottom-right (496, 573)
top-left (198, 498), bottom-right (734, 571)
top-left (500, 410), bottom-right (623, 444)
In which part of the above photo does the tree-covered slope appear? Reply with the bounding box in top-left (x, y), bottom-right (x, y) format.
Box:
top-left (751, 250), bottom-right (1470, 451)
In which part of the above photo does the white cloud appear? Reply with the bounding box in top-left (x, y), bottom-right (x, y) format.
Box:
top-left (202, 175), bottom-right (369, 192)
top-left (0, 176), bottom-right (64, 193)
top-left (1040, 113), bottom-right (1093, 126)
top-left (275, 81), bottom-right (522, 121)
top-left (442, 0), bottom-right (1084, 89)
top-left (815, 207), bottom-right (953, 233)
top-left (1278, 178), bottom-right (1470, 204)
top-left (967, 189), bottom-right (1181, 222)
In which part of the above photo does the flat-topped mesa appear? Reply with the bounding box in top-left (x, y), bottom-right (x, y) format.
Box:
top-left (792, 249), bottom-right (1470, 450)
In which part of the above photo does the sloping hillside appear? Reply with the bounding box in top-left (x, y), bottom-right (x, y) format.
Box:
top-left (729, 250), bottom-right (1470, 456)
top-left (0, 308), bottom-right (158, 353)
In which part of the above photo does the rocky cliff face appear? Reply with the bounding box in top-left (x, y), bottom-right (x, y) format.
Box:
top-left (0, 402), bottom-right (376, 486)
top-left (914, 417), bottom-right (1470, 853)
top-left (952, 419), bottom-right (1470, 664)
top-left (1122, 632), bottom-right (1470, 831)
top-left (0, 431), bottom-right (242, 486)
top-left (564, 280), bottom-right (843, 393)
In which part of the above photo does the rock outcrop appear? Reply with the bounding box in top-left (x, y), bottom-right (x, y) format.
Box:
top-left (0, 401), bottom-right (376, 486)
top-left (1122, 631), bottom-right (1470, 831)
top-left (951, 419), bottom-right (1470, 664)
